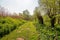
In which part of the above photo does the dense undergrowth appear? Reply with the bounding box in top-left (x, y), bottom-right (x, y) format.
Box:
top-left (0, 22), bottom-right (38, 40)
top-left (0, 17), bottom-right (26, 38)
top-left (0, 14), bottom-right (60, 40)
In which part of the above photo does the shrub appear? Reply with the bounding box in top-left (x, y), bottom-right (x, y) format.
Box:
top-left (43, 15), bottom-right (51, 27)
top-left (0, 17), bottom-right (26, 38)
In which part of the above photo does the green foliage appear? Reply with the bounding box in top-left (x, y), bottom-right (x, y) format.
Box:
top-left (35, 21), bottom-right (56, 40)
top-left (17, 22), bottom-right (38, 40)
top-left (23, 10), bottom-right (31, 20)
top-left (38, 0), bottom-right (60, 39)
top-left (0, 17), bottom-right (26, 38)
top-left (1, 22), bottom-right (38, 40)
top-left (43, 15), bottom-right (51, 27)
top-left (0, 0), bottom-right (60, 39)
top-left (39, 0), bottom-right (60, 15)
top-left (55, 14), bottom-right (60, 26)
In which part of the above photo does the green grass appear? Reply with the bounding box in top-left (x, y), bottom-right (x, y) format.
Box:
top-left (1, 22), bottom-right (38, 40)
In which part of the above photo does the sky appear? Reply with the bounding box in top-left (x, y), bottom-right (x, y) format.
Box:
top-left (0, 0), bottom-right (38, 15)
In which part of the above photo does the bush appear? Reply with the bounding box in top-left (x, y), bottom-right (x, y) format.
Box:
top-left (0, 17), bottom-right (26, 38)
top-left (43, 15), bottom-right (51, 27)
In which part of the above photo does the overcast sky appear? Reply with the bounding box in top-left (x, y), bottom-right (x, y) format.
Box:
top-left (0, 0), bottom-right (38, 15)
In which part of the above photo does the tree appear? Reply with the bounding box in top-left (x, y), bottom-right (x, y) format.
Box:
top-left (33, 7), bottom-right (45, 40)
top-left (38, 0), bottom-right (60, 40)
top-left (23, 10), bottom-right (30, 20)
top-left (38, 0), bottom-right (60, 27)
top-left (33, 7), bottom-right (44, 24)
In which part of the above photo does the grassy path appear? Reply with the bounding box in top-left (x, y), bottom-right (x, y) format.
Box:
top-left (1, 22), bottom-right (38, 40)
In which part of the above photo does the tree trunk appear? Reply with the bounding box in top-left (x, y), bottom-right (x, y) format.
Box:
top-left (51, 17), bottom-right (56, 27)
top-left (37, 16), bottom-right (44, 24)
